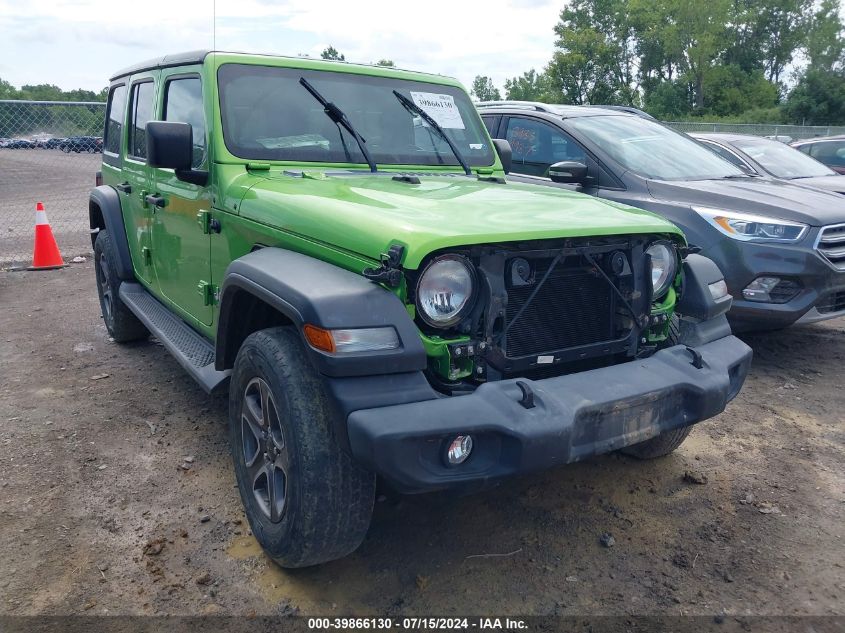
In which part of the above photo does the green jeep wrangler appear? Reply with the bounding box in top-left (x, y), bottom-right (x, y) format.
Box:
top-left (90, 51), bottom-right (752, 567)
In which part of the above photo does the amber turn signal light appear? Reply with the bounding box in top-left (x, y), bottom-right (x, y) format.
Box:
top-left (303, 324), bottom-right (336, 353)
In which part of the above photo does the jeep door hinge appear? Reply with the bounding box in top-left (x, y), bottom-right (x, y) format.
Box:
top-left (141, 246), bottom-right (152, 266)
top-left (197, 210), bottom-right (221, 234)
top-left (197, 281), bottom-right (219, 306)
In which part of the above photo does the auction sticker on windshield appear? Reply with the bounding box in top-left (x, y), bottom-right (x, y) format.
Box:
top-left (410, 92), bottom-right (466, 129)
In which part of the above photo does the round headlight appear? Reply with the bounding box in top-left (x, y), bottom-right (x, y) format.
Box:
top-left (646, 242), bottom-right (677, 299)
top-left (416, 255), bottom-right (476, 327)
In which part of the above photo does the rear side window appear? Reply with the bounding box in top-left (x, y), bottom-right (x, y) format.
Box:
top-left (104, 84), bottom-right (126, 155)
top-left (129, 81), bottom-right (155, 160)
top-left (163, 77), bottom-right (206, 168)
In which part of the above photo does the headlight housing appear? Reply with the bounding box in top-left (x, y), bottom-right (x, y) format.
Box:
top-left (646, 241), bottom-right (678, 299)
top-left (416, 255), bottom-right (476, 328)
top-left (693, 207), bottom-right (808, 243)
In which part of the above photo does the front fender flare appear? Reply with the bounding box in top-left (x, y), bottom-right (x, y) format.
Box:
top-left (89, 185), bottom-right (134, 280)
top-left (216, 248), bottom-right (427, 377)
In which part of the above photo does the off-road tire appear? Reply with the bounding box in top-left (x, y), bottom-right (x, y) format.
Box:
top-left (93, 230), bottom-right (148, 343)
top-left (229, 327), bottom-right (376, 568)
top-left (621, 315), bottom-right (691, 459)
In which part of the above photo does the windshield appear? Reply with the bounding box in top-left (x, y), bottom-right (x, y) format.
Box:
top-left (567, 115), bottom-right (744, 180)
top-left (732, 137), bottom-right (836, 179)
top-left (217, 64), bottom-right (494, 168)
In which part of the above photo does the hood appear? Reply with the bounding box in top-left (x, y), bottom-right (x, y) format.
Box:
top-left (647, 177), bottom-right (845, 226)
top-left (786, 175), bottom-right (845, 195)
top-left (238, 172), bottom-right (683, 268)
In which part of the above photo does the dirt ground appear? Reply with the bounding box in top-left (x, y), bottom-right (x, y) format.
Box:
top-left (0, 262), bottom-right (843, 620)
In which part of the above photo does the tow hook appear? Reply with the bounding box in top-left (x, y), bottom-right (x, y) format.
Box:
top-left (516, 381), bottom-right (536, 409)
top-left (686, 347), bottom-right (704, 369)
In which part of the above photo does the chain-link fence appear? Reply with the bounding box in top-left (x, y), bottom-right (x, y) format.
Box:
top-left (0, 99), bottom-right (105, 266)
top-left (3, 99), bottom-right (845, 266)
top-left (663, 121), bottom-right (845, 140)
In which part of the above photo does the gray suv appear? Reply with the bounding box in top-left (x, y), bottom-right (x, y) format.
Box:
top-left (478, 102), bottom-right (845, 331)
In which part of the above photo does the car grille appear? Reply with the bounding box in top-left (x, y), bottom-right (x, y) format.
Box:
top-left (817, 225), bottom-right (845, 270)
top-left (504, 259), bottom-right (615, 358)
top-left (817, 290), bottom-right (845, 314)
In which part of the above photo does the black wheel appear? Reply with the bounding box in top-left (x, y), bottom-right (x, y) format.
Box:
top-left (229, 327), bottom-right (376, 568)
top-left (621, 315), bottom-right (691, 459)
top-left (61, 145), bottom-right (70, 153)
top-left (93, 231), bottom-right (148, 343)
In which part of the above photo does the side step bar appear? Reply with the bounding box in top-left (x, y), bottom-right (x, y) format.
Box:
top-left (119, 282), bottom-right (230, 394)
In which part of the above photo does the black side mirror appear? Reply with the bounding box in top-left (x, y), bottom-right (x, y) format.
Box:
top-left (492, 138), bottom-right (512, 174)
top-left (548, 160), bottom-right (588, 184)
top-left (147, 121), bottom-right (208, 186)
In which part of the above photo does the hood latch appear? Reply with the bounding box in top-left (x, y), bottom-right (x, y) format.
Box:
top-left (363, 244), bottom-right (405, 288)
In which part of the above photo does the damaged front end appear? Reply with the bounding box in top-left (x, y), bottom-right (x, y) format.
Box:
top-left (403, 235), bottom-right (685, 392)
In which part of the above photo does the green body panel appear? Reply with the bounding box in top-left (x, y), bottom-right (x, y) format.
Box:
top-left (151, 64), bottom-right (214, 326)
top-left (102, 51), bottom-right (688, 372)
top-left (234, 171), bottom-right (683, 270)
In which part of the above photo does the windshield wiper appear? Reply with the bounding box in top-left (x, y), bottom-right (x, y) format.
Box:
top-left (721, 173), bottom-right (761, 179)
top-left (392, 90), bottom-right (472, 176)
top-left (299, 77), bottom-right (377, 173)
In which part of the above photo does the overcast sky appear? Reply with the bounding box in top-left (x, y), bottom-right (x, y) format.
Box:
top-left (0, 0), bottom-right (562, 93)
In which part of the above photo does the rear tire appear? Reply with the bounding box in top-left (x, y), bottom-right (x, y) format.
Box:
top-left (93, 231), bottom-right (148, 343)
top-left (229, 327), bottom-right (376, 567)
top-left (621, 315), bottom-right (691, 459)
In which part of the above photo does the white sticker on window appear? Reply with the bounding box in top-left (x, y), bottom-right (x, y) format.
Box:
top-left (410, 92), bottom-right (466, 130)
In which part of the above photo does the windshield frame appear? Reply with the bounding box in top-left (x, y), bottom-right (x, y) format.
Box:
top-left (215, 62), bottom-right (496, 170)
top-left (566, 114), bottom-right (746, 181)
top-left (730, 136), bottom-right (837, 180)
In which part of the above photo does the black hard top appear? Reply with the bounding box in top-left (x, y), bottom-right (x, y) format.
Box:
top-left (110, 50), bottom-right (211, 81)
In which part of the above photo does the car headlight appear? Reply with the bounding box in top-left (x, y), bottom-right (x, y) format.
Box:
top-left (646, 241), bottom-right (677, 299)
top-left (693, 207), bottom-right (808, 242)
top-left (416, 255), bottom-right (476, 327)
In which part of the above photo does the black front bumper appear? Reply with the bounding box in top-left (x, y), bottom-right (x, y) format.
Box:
top-left (347, 336), bottom-right (752, 493)
top-left (700, 234), bottom-right (845, 331)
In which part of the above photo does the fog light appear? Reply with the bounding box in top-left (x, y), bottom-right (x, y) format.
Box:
top-left (742, 276), bottom-right (780, 302)
top-left (446, 435), bottom-right (473, 465)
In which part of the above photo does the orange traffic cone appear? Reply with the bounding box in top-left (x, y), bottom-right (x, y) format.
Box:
top-left (29, 202), bottom-right (66, 270)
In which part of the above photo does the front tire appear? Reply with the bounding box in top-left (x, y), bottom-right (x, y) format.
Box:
top-left (621, 315), bottom-right (691, 459)
top-left (93, 230), bottom-right (148, 343)
top-left (229, 327), bottom-right (376, 568)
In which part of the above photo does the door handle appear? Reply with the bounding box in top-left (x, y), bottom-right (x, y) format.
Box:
top-left (144, 193), bottom-right (166, 209)
top-left (115, 182), bottom-right (132, 194)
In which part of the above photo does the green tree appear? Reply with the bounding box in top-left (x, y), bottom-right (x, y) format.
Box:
top-left (0, 77), bottom-right (17, 99)
top-left (548, 0), bottom-right (638, 105)
top-left (504, 69), bottom-right (551, 101)
top-left (784, 68), bottom-right (845, 123)
top-left (470, 76), bottom-right (501, 101)
top-left (375, 59), bottom-right (395, 67)
top-left (805, 0), bottom-right (844, 71)
top-left (320, 46), bottom-right (345, 61)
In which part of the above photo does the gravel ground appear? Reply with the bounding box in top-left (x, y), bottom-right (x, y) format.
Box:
top-left (0, 149), bottom-right (99, 264)
top-left (0, 263), bottom-right (843, 621)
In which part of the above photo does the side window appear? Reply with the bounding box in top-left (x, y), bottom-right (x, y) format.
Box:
top-left (163, 77), bottom-right (207, 169)
top-left (129, 81), bottom-right (155, 160)
top-left (505, 117), bottom-right (586, 178)
top-left (104, 84), bottom-right (126, 155)
top-left (481, 115), bottom-right (500, 137)
top-left (795, 144), bottom-right (812, 156)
